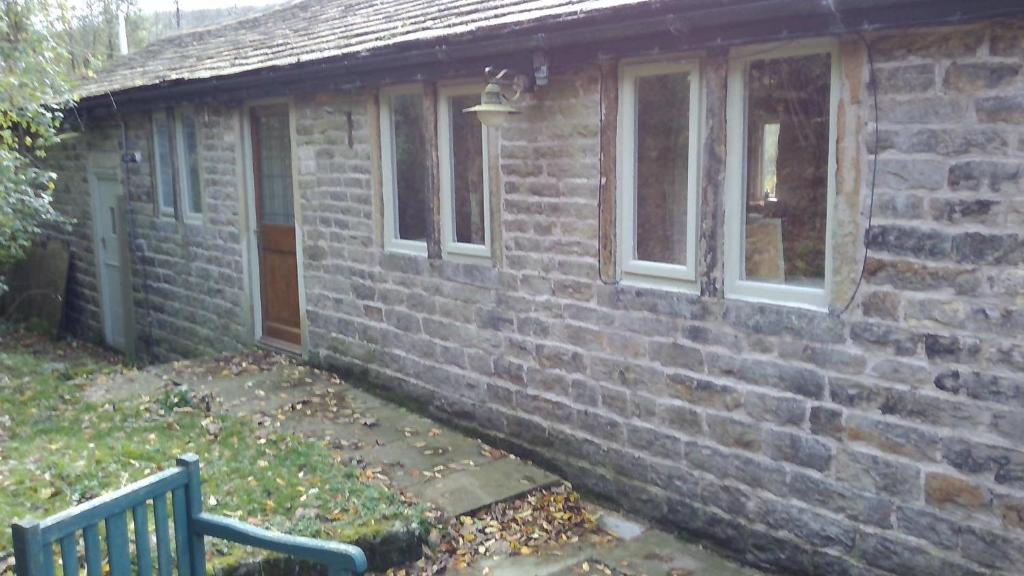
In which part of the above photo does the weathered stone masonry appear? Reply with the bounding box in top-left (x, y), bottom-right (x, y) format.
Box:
top-left (49, 106), bottom-right (250, 357)
top-left (54, 20), bottom-right (1024, 576)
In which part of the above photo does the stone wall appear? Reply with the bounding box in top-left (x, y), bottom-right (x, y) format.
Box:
top-left (49, 107), bottom-right (250, 358)
top-left (47, 126), bottom-right (102, 340)
top-left (298, 21), bottom-right (1024, 576)
top-left (52, 17), bottom-right (1024, 576)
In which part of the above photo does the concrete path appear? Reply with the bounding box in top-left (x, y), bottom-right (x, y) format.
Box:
top-left (85, 354), bottom-right (559, 516)
top-left (85, 353), bottom-right (763, 576)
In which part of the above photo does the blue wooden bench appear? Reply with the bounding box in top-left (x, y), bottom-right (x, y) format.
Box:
top-left (10, 454), bottom-right (367, 576)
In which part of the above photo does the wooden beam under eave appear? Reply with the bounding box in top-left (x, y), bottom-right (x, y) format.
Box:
top-left (368, 91), bottom-right (385, 250)
top-left (422, 82), bottom-right (443, 260)
top-left (598, 59), bottom-right (618, 284)
top-left (698, 48), bottom-right (728, 298)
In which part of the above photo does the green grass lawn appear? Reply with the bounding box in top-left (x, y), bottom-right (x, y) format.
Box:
top-left (0, 330), bottom-right (428, 569)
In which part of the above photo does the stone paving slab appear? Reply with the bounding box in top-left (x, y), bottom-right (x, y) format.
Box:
top-left (591, 530), bottom-right (763, 576)
top-left (411, 456), bottom-right (561, 516)
top-left (478, 527), bottom-right (762, 576)
top-left (366, 433), bottom-right (489, 489)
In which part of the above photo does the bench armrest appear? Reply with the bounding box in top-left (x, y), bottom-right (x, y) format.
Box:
top-left (192, 513), bottom-right (368, 575)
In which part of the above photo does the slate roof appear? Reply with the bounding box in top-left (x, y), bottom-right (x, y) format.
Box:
top-left (77, 0), bottom-right (1024, 102)
top-left (76, 0), bottom-right (667, 99)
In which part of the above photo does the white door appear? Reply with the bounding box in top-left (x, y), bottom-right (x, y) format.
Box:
top-left (89, 157), bottom-right (127, 351)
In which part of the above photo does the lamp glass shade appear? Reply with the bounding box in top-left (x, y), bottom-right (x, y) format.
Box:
top-left (466, 106), bottom-right (516, 128)
top-left (463, 82), bottom-right (519, 127)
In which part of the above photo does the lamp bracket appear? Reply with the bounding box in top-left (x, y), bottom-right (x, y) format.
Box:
top-left (484, 66), bottom-right (532, 101)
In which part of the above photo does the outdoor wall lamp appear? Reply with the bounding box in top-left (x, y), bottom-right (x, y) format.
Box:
top-left (463, 66), bottom-right (528, 128)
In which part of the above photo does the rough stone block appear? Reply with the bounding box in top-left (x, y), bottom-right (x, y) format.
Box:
top-left (866, 224), bottom-right (952, 260)
top-left (960, 525), bottom-right (1024, 570)
top-left (787, 469), bottom-right (893, 528)
top-left (875, 63), bottom-right (936, 94)
top-left (763, 429), bottom-right (833, 472)
top-left (743, 391), bottom-right (807, 427)
top-left (896, 505), bottom-right (962, 549)
top-left (875, 127), bottom-right (1010, 156)
top-left (576, 409), bottom-right (625, 443)
top-left (665, 374), bottom-right (743, 411)
top-left (705, 352), bottom-right (827, 400)
top-left (855, 529), bottom-right (984, 576)
top-left (944, 62), bottom-right (1021, 92)
top-left (809, 405), bottom-right (844, 439)
top-left (699, 479), bottom-right (752, 518)
top-left (976, 95), bottom-right (1024, 124)
top-left (942, 437), bottom-right (1024, 489)
top-left (849, 321), bottom-right (920, 356)
top-left (683, 441), bottom-right (788, 495)
top-left (871, 28), bottom-right (984, 61)
top-left (925, 472), bottom-right (990, 509)
top-left (874, 158), bottom-right (949, 190)
top-left (647, 340), bottom-right (706, 372)
top-left (952, 232), bottom-right (1024, 265)
top-left (845, 413), bottom-right (941, 462)
top-left (864, 257), bottom-right (974, 292)
top-left (626, 422), bottom-right (683, 460)
top-left (657, 401), bottom-right (704, 436)
top-left (707, 414), bottom-right (763, 453)
top-left (860, 290), bottom-right (901, 320)
top-left (835, 448), bottom-right (922, 501)
top-left (752, 498), bottom-right (857, 552)
top-left (929, 197), bottom-right (1002, 225)
top-left (924, 333), bottom-right (982, 362)
top-left (879, 96), bottom-right (967, 124)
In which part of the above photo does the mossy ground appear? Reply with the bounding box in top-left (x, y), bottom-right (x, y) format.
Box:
top-left (0, 327), bottom-right (429, 572)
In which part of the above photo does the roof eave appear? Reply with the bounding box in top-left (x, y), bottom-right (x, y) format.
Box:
top-left (75, 0), bottom-right (1024, 110)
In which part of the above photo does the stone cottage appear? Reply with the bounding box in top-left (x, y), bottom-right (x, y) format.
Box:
top-left (50, 0), bottom-right (1024, 574)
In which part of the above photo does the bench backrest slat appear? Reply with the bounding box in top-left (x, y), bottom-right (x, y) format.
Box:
top-left (38, 540), bottom-right (54, 576)
top-left (38, 469), bottom-right (188, 543)
top-left (153, 496), bottom-right (174, 576)
top-left (58, 534), bottom-right (76, 576)
top-left (133, 503), bottom-right (153, 576)
top-left (171, 487), bottom-right (191, 576)
top-left (83, 524), bottom-right (103, 576)
top-left (105, 511), bottom-right (132, 576)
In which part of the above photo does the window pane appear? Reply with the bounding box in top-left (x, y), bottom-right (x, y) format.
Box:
top-left (254, 109), bottom-right (294, 226)
top-left (391, 92), bottom-right (428, 242)
top-left (180, 111), bottom-right (202, 215)
top-left (450, 94), bottom-right (485, 245)
top-left (153, 111), bottom-right (175, 212)
top-left (743, 53), bottom-right (831, 287)
top-left (634, 72), bottom-right (690, 266)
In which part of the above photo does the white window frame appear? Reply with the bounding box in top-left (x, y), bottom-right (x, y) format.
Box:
top-left (616, 59), bottom-right (702, 290)
top-left (175, 106), bottom-right (203, 222)
top-left (438, 83), bottom-right (491, 263)
top-left (724, 39), bottom-right (840, 311)
top-left (152, 109), bottom-right (176, 217)
top-left (379, 84), bottom-right (429, 256)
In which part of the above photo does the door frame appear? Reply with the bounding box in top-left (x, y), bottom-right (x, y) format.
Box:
top-left (240, 98), bottom-right (308, 352)
top-left (87, 152), bottom-right (134, 353)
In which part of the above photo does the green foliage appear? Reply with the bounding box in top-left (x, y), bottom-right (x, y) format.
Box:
top-left (0, 0), bottom-right (71, 291)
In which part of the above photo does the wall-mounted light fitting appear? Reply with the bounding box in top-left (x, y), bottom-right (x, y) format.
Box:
top-left (463, 66), bottom-right (533, 128)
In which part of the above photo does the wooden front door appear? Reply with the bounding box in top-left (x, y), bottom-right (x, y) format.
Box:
top-left (250, 105), bottom-right (301, 346)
